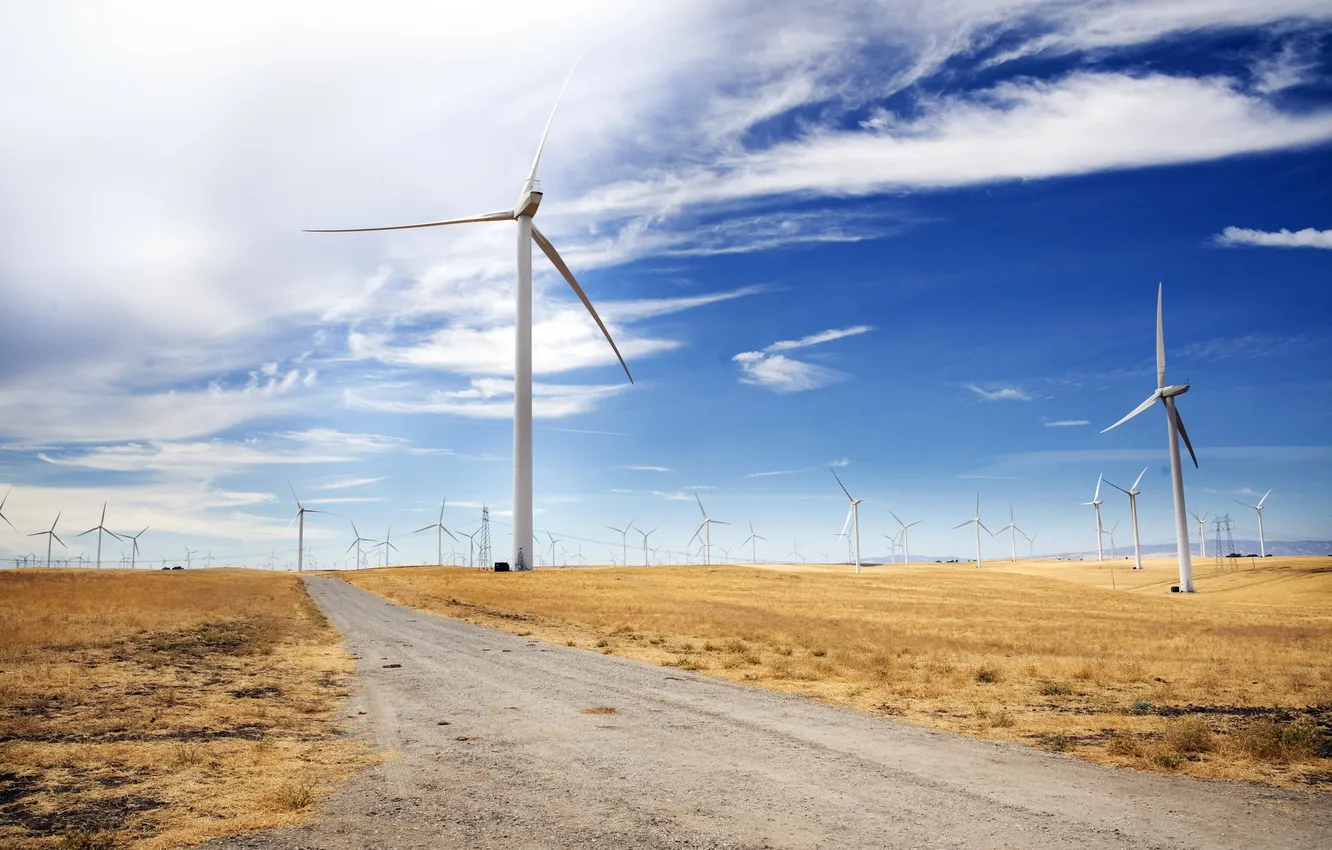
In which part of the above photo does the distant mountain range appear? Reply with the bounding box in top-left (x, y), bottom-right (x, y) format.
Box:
top-left (865, 539), bottom-right (1332, 564)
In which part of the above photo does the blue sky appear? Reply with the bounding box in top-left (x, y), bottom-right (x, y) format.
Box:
top-left (1, 1), bottom-right (1330, 568)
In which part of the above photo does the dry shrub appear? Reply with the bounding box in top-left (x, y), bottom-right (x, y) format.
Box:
top-left (1039, 681), bottom-right (1072, 696)
top-left (270, 779), bottom-right (316, 811)
top-left (1106, 732), bottom-right (1142, 757)
top-left (990, 709), bottom-right (1014, 728)
top-left (1164, 717), bottom-right (1213, 754)
top-left (974, 664), bottom-right (1000, 684)
top-left (1236, 718), bottom-right (1323, 763)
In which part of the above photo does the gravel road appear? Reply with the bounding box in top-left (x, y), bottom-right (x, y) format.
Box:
top-left (205, 576), bottom-right (1329, 850)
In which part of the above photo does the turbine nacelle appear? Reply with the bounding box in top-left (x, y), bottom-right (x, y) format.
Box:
top-left (1161, 384), bottom-right (1189, 398)
top-left (514, 180), bottom-right (544, 218)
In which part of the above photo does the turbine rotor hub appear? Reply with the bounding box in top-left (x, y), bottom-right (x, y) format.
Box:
top-left (1161, 384), bottom-right (1189, 398)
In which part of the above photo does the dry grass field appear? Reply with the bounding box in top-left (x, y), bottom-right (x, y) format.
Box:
top-left (0, 570), bottom-right (374, 850)
top-left (343, 556), bottom-right (1332, 788)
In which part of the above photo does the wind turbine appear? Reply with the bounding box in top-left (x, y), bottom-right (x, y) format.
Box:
top-left (889, 510), bottom-right (921, 566)
top-left (29, 513), bottom-right (65, 567)
top-left (880, 533), bottom-right (898, 564)
top-left (380, 528), bottom-right (398, 567)
top-left (184, 546), bottom-right (197, 570)
top-left (1189, 511), bottom-right (1209, 558)
top-left (636, 526), bottom-right (656, 567)
top-left (831, 468), bottom-right (864, 573)
top-left (1105, 522), bottom-right (1120, 560)
top-left (953, 495), bottom-right (991, 568)
top-left (0, 489), bottom-right (18, 536)
top-left (789, 542), bottom-right (804, 564)
top-left (1082, 475), bottom-right (1106, 562)
top-left (288, 478), bottom-right (325, 574)
top-left (1102, 283), bottom-right (1199, 592)
top-left (545, 531), bottom-right (562, 567)
top-left (742, 520), bottom-right (765, 565)
top-left (1237, 490), bottom-right (1272, 558)
top-left (1020, 529), bottom-right (1039, 558)
top-left (77, 503), bottom-right (122, 570)
top-left (413, 498), bottom-right (458, 566)
top-left (124, 527), bottom-right (148, 570)
top-left (1105, 468), bottom-right (1148, 571)
top-left (688, 495), bottom-right (729, 566)
top-left (606, 521), bottom-right (635, 568)
top-left (994, 505), bottom-right (1025, 563)
top-left (346, 521), bottom-right (374, 570)
top-left (306, 64), bottom-right (632, 573)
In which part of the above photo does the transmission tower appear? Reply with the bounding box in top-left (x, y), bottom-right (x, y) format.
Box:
top-left (478, 505), bottom-right (492, 570)
top-left (1214, 514), bottom-right (1238, 569)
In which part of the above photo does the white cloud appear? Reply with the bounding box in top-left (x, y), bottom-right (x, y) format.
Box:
top-left (1214, 226), bottom-right (1332, 249)
top-left (317, 476), bottom-right (385, 491)
top-left (733, 325), bottom-right (872, 393)
top-left (345, 378), bottom-right (629, 420)
top-left (304, 497), bottom-right (385, 505)
top-left (624, 465), bottom-right (672, 472)
top-left (765, 325), bottom-right (874, 352)
top-left (1045, 420), bottom-right (1090, 427)
top-left (746, 457), bottom-right (850, 477)
top-left (967, 384), bottom-right (1031, 401)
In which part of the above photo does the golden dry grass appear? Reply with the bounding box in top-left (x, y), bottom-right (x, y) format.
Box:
top-left (0, 569), bottom-right (375, 849)
top-left (342, 556), bottom-right (1332, 788)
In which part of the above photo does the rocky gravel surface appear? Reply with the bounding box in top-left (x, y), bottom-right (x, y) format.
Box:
top-left (202, 576), bottom-right (1330, 849)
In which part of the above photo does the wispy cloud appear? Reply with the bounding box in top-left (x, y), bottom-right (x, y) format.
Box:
top-left (304, 496), bottom-right (384, 505)
top-left (733, 326), bottom-right (873, 393)
top-left (1215, 226), bottom-right (1332, 249)
top-left (1180, 333), bottom-right (1311, 360)
top-left (1044, 420), bottom-right (1089, 427)
top-left (745, 458), bottom-right (849, 477)
top-left (316, 476), bottom-right (384, 491)
top-left (967, 384), bottom-right (1031, 401)
top-left (623, 465), bottom-right (671, 472)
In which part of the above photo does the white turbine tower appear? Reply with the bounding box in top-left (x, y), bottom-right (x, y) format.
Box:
top-left (306, 65), bottom-right (632, 572)
top-left (77, 503), bottom-right (122, 570)
top-left (1189, 511), bottom-right (1209, 559)
top-left (742, 520), bottom-right (765, 565)
top-left (1082, 475), bottom-right (1106, 562)
top-left (1237, 489), bottom-right (1272, 558)
top-left (29, 513), bottom-right (65, 568)
top-left (688, 494), bottom-right (728, 566)
top-left (1105, 468), bottom-right (1148, 571)
top-left (413, 498), bottom-right (458, 567)
top-left (889, 511), bottom-right (921, 566)
top-left (288, 479), bottom-right (325, 574)
top-left (994, 505), bottom-right (1025, 563)
top-left (953, 495), bottom-right (991, 568)
top-left (1102, 284), bottom-right (1199, 592)
top-left (830, 468), bottom-right (864, 574)
top-left (607, 521), bottom-right (635, 568)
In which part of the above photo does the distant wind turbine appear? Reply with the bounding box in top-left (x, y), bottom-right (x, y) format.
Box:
top-left (1082, 475), bottom-right (1106, 562)
top-left (288, 478), bottom-right (325, 574)
top-left (1102, 283), bottom-right (1199, 592)
top-left (889, 510), bottom-right (921, 566)
top-left (789, 542), bottom-right (804, 564)
top-left (183, 546), bottom-right (197, 570)
top-left (607, 520), bottom-right (635, 568)
top-left (636, 526), bottom-right (656, 567)
top-left (1020, 529), bottom-right (1039, 558)
top-left (124, 527), bottom-right (149, 570)
top-left (380, 527), bottom-right (399, 567)
top-left (994, 505), bottom-right (1025, 563)
top-left (1189, 511), bottom-right (1209, 559)
top-left (1105, 468), bottom-right (1148, 571)
top-left (1236, 489), bottom-right (1273, 558)
top-left (831, 468), bottom-right (864, 573)
top-left (413, 498), bottom-right (458, 566)
top-left (742, 520), bottom-right (765, 565)
top-left (346, 521), bottom-right (375, 570)
top-left (29, 513), bottom-right (65, 568)
top-left (688, 495), bottom-right (729, 566)
top-left (1105, 522), bottom-right (1120, 560)
top-left (545, 530), bottom-right (562, 567)
top-left (306, 63), bottom-right (632, 572)
top-left (77, 503), bottom-right (122, 570)
top-left (953, 495), bottom-right (991, 568)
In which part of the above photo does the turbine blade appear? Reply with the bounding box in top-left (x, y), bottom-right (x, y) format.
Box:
top-left (1102, 390), bottom-right (1161, 433)
top-left (688, 522), bottom-right (705, 546)
top-left (953, 520), bottom-right (972, 530)
top-left (52, 532), bottom-right (66, 548)
top-left (443, 528), bottom-right (458, 542)
top-left (695, 493), bottom-right (707, 519)
top-left (1131, 467), bottom-right (1148, 492)
top-left (531, 224), bottom-right (632, 383)
top-left (304, 209), bottom-right (514, 233)
top-left (1170, 402), bottom-right (1198, 468)
top-left (1258, 489), bottom-right (1272, 508)
top-left (888, 509), bottom-right (905, 528)
top-left (412, 525), bottom-right (434, 534)
top-left (346, 540), bottom-right (359, 553)
top-left (1105, 480), bottom-right (1130, 495)
top-left (712, 520), bottom-right (731, 525)
top-left (831, 468), bottom-right (853, 501)
top-left (0, 512), bottom-right (16, 533)
top-left (1094, 473), bottom-right (1103, 502)
top-left (528, 59), bottom-right (580, 183)
top-left (978, 521), bottom-right (992, 535)
top-left (1156, 282), bottom-right (1166, 390)
top-left (839, 505), bottom-right (853, 538)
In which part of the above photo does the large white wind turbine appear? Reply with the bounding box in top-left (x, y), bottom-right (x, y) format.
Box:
top-left (413, 498), bottom-right (458, 567)
top-left (1105, 468), bottom-right (1148, 571)
top-left (77, 503), bottom-right (122, 570)
top-left (889, 510), bottom-right (920, 566)
top-left (29, 513), bottom-right (65, 568)
top-left (831, 468), bottom-right (864, 574)
top-left (306, 65), bottom-right (632, 572)
top-left (953, 495), bottom-right (991, 568)
top-left (688, 494), bottom-right (729, 566)
top-left (1082, 475), bottom-right (1106, 562)
top-left (994, 505), bottom-right (1025, 563)
top-left (1189, 511), bottom-right (1208, 558)
top-left (288, 479), bottom-right (325, 574)
top-left (0, 489), bottom-right (18, 536)
top-left (742, 520), bottom-right (765, 565)
top-left (1237, 489), bottom-right (1272, 558)
top-left (1102, 284), bottom-right (1199, 592)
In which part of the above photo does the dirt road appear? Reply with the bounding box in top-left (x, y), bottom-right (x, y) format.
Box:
top-left (205, 577), bottom-right (1329, 849)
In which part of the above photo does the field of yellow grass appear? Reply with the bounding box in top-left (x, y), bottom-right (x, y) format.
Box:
top-left (343, 556), bottom-right (1332, 788)
top-left (0, 570), bottom-right (374, 850)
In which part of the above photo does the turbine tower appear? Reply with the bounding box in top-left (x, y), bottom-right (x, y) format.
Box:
top-left (889, 510), bottom-right (921, 566)
top-left (306, 64), bottom-right (632, 571)
top-left (606, 521), bottom-right (635, 568)
top-left (77, 503), bottom-right (122, 570)
top-left (994, 505), bottom-right (1024, 563)
top-left (688, 495), bottom-right (728, 566)
top-left (953, 495), bottom-right (990, 568)
top-left (1102, 284), bottom-right (1199, 592)
top-left (1236, 489), bottom-right (1272, 558)
top-left (831, 468), bottom-right (864, 574)
top-left (288, 479), bottom-right (325, 574)
top-left (28, 513), bottom-right (65, 568)
top-left (1189, 511), bottom-right (1208, 559)
top-left (413, 498), bottom-right (458, 566)
top-left (742, 521), bottom-right (765, 565)
top-left (1105, 468), bottom-right (1148, 571)
top-left (1082, 475), bottom-right (1106, 562)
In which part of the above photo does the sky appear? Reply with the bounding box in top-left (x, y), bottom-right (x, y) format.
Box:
top-left (1, 0), bottom-right (1330, 569)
